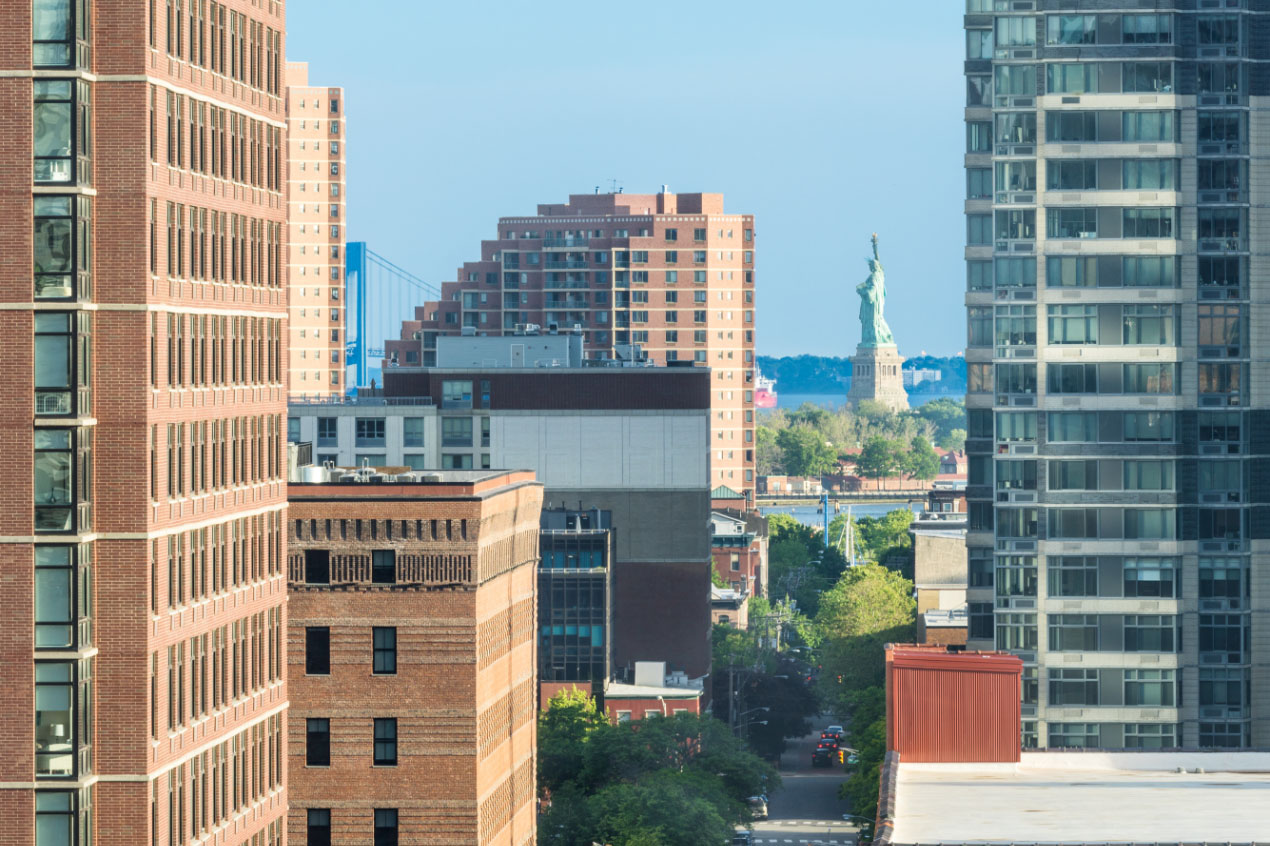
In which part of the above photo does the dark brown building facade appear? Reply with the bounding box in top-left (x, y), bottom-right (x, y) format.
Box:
top-left (287, 471), bottom-right (543, 845)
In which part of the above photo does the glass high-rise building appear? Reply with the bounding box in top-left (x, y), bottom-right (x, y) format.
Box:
top-left (963, 2), bottom-right (1268, 749)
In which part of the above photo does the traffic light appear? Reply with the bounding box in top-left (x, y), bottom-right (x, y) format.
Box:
top-left (838, 749), bottom-right (845, 764)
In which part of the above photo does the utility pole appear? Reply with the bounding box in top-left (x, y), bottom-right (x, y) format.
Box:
top-left (822, 491), bottom-right (830, 548)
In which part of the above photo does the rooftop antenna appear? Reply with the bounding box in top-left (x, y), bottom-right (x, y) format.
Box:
top-left (607, 178), bottom-right (622, 194)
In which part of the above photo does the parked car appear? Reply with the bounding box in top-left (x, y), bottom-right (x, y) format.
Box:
top-left (732, 830), bottom-right (754, 846)
top-left (748, 795), bottom-right (768, 820)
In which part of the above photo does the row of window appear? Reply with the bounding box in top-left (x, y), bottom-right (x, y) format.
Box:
top-left (969, 362), bottom-right (1182, 396)
top-left (151, 314), bottom-right (284, 389)
top-left (151, 716), bottom-right (285, 846)
top-left (151, 514), bottom-right (284, 612)
top-left (306, 809), bottom-right (398, 846)
top-left (977, 410), bottom-right (1243, 446)
top-left (149, 416), bottom-right (285, 503)
top-left (155, 0), bottom-right (283, 96)
top-left (976, 555), bottom-right (1248, 602)
top-left (501, 227), bottom-right (754, 243)
top-left (154, 87), bottom-right (283, 192)
top-left (969, 256), bottom-right (1244, 291)
top-left (305, 627), bottom-right (397, 675)
top-left (970, 158), bottom-right (1191, 195)
top-left (970, 303), bottom-right (1185, 348)
top-left (304, 718), bottom-right (398, 767)
top-left (152, 610), bottom-right (283, 737)
top-left (152, 201), bottom-right (284, 288)
top-left (967, 12), bottom-right (1184, 52)
top-left (969, 207), bottom-right (1200, 244)
top-left (978, 61), bottom-right (1243, 99)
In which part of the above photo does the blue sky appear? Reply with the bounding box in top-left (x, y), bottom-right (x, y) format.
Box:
top-left (289, 1), bottom-right (966, 357)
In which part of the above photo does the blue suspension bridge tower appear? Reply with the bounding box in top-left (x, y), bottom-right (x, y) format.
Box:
top-left (344, 242), bottom-right (439, 391)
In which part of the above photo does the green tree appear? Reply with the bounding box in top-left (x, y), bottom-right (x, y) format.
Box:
top-left (839, 686), bottom-right (887, 837)
top-left (756, 425), bottom-right (785, 475)
top-left (776, 425), bottom-right (837, 477)
top-left (904, 436), bottom-right (940, 481)
top-left (814, 563), bottom-right (915, 707)
top-left (538, 688), bottom-right (607, 792)
top-left (939, 428), bottom-right (967, 452)
top-left (911, 397), bottom-right (966, 442)
top-left (854, 436), bottom-right (903, 488)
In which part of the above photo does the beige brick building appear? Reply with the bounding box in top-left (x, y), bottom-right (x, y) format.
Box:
top-left (287, 470), bottom-right (543, 845)
top-left (286, 61), bottom-right (346, 397)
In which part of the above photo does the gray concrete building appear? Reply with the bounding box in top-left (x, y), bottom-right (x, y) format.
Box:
top-left (963, 2), bottom-right (1269, 748)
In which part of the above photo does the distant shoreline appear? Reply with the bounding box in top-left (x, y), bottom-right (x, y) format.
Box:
top-left (775, 392), bottom-right (964, 410)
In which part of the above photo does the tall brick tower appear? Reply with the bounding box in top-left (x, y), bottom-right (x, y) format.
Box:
top-left (383, 191), bottom-right (759, 499)
top-left (0, 2), bottom-right (290, 843)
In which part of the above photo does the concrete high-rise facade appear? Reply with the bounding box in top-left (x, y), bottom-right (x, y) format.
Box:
top-left (286, 61), bottom-right (346, 397)
top-left (0, 2), bottom-right (290, 843)
top-left (383, 191), bottom-right (758, 498)
top-left (287, 470), bottom-right (543, 845)
top-left (963, 3), bottom-right (1269, 749)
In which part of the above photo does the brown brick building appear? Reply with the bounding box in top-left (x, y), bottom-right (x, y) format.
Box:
top-left (0, 2), bottom-right (289, 844)
top-left (382, 191), bottom-right (758, 498)
top-left (286, 470), bottom-right (543, 845)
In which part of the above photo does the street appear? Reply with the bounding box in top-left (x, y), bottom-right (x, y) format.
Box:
top-left (748, 724), bottom-right (859, 846)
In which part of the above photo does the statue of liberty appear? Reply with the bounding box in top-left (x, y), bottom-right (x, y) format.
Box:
top-left (857, 233), bottom-right (895, 346)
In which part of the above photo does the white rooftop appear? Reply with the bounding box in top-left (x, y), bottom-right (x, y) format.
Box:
top-left (891, 751), bottom-right (1270, 844)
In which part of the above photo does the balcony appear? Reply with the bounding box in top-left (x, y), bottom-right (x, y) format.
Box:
top-left (545, 260), bottom-right (589, 269)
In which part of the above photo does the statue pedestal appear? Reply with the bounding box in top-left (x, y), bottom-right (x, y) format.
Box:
top-left (847, 345), bottom-right (909, 412)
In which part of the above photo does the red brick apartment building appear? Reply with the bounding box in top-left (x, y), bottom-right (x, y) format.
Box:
top-left (0, 1), bottom-right (289, 844)
top-left (287, 470), bottom-right (543, 845)
top-left (383, 190), bottom-right (758, 498)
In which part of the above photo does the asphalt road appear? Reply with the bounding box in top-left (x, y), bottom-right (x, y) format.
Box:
top-left (746, 724), bottom-right (859, 846)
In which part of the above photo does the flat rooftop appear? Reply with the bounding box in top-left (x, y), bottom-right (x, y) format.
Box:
top-left (889, 751), bottom-right (1270, 845)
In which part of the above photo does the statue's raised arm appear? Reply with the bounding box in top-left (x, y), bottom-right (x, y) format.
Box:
top-left (871, 232), bottom-right (880, 263)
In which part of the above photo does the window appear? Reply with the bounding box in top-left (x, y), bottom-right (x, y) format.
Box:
top-left (1124, 558), bottom-right (1177, 597)
top-left (1123, 460), bottom-right (1174, 491)
top-left (1048, 615), bottom-right (1098, 652)
top-left (992, 65), bottom-right (1034, 102)
top-left (1049, 669), bottom-right (1098, 706)
top-left (1046, 110), bottom-right (1097, 142)
top-left (995, 507), bottom-right (1037, 539)
top-left (304, 549), bottom-right (330, 584)
top-left (1124, 412), bottom-right (1173, 442)
top-left (1198, 62), bottom-right (1241, 95)
top-left (307, 809), bottom-right (332, 846)
top-left (663, 228), bottom-right (677, 242)
top-left (1047, 15), bottom-right (1095, 45)
top-left (1123, 305), bottom-right (1175, 345)
top-left (967, 307), bottom-right (992, 347)
top-left (1200, 614), bottom-right (1247, 659)
top-left (1049, 723), bottom-right (1100, 749)
top-left (373, 627), bottom-right (397, 675)
top-left (967, 261), bottom-right (991, 291)
top-left (994, 306), bottom-right (1035, 347)
top-left (442, 454), bottom-right (473, 470)
top-left (1123, 207), bottom-right (1176, 238)
top-left (373, 719), bottom-right (397, 766)
top-left (1048, 557), bottom-right (1097, 597)
top-left (995, 16), bottom-right (1034, 48)
top-left (1047, 305), bottom-right (1096, 344)
top-left (1048, 508), bottom-right (1099, 539)
top-left (967, 75), bottom-right (990, 106)
top-left (1047, 363), bottom-right (1096, 395)
top-left (995, 556), bottom-right (1036, 597)
top-left (34, 194), bottom-right (90, 299)
top-left (1198, 15), bottom-right (1239, 46)
top-left (1047, 63), bottom-right (1100, 95)
top-left (1047, 412), bottom-right (1096, 443)
top-left (967, 214), bottom-right (991, 246)
top-left (1047, 159), bottom-right (1096, 191)
top-left (995, 612), bottom-right (1036, 652)
top-left (442, 380), bottom-right (473, 409)
top-left (1124, 256), bottom-right (1177, 288)
top-left (1125, 509), bottom-right (1176, 540)
top-left (966, 121), bottom-right (991, 153)
top-left (1199, 666), bottom-right (1248, 710)
top-left (1048, 460), bottom-right (1097, 492)
top-left (34, 79), bottom-right (90, 184)
top-left (35, 429), bottom-right (80, 533)
top-left (995, 210), bottom-right (1034, 240)
top-left (305, 627), bottom-right (330, 675)
top-left (1046, 208), bottom-right (1097, 239)
top-left (35, 661), bottom-right (76, 777)
top-left (354, 418), bottom-right (385, 447)
top-left (692, 228), bottom-right (706, 242)
top-left (35, 312), bottom-right (82, 417)
top-left (286, 417), bottom-right (301, 443)
top-left (374, 809), bottom-right (398, 846)
top-left (371, 550), bottom-right (396, 584)
top-left (1123, 61), bottom-right (1172, 93)
top-left (306, 718), bottom-right (330, 766)
top-left (1123, 14), bottom-right (1171, 44)
top-left (1125, 670), bottom-right (1174, 707)
top-left (995, 363), bottom-right (1035, 395)
top-left (1123, 159), bottom-right (1176, 190)
top-left (441, 416), bottom-right (472, 447)
top-left (1124, 615), bottom-right (1176, 652)
top-left (967, 168), bottom-right (991, 199)
top-left (995, 411), bottom-right (1035, 443)
top-left (966, 29), bottom-right (992, 60)
top-left (1124, 363), bottom-right (1176, 395)
top-left (995, 161), bottom-right (1036, 194)
top-left (401, 417), bottom-right (424, 448)
top-left (35, 545), bottom-right (87, 650)
top-left (968, 602), bottom-right (993, 640)
top-left (1123, 111), bottom-right (1175, 142)
top-left (317, 417), bottom-right (337, 447)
